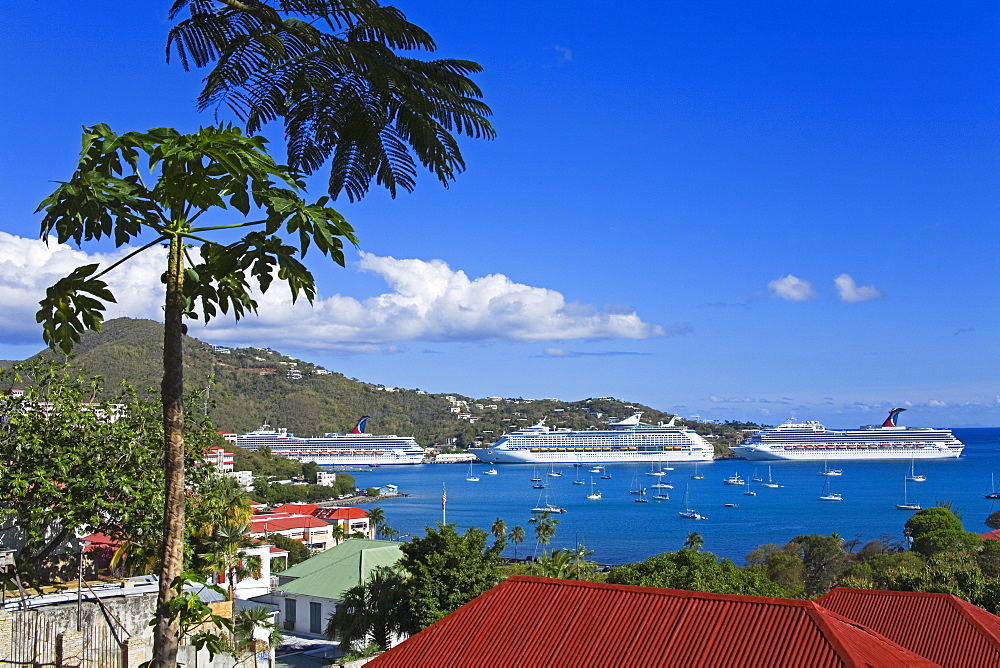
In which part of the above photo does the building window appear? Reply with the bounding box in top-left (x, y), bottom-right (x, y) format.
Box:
top-left (286, 598), bottom-right (296, 623)
top-left (310, 602), bottom-right (322, 634)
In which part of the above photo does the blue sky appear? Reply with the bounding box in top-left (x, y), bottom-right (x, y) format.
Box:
top-left (1, 2), bottom-right (997, 427)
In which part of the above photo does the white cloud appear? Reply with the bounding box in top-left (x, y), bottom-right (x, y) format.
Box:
top-left (0, 232), bottom-right (166, 343)
top-left (767, 274), bottom-right (817, 301)
top-left (834, 274), bottom-right (883, 303)
top-left (927, 399), bottom-right (947, 407)
top-left (0, 235), bottom-right (667, 351)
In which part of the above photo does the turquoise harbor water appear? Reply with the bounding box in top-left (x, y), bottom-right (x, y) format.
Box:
top-left (339, 428), bottom-right (1000, 565)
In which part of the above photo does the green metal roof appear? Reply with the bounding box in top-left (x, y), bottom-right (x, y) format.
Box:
top-left (276, 539), bottom-right (403, 601)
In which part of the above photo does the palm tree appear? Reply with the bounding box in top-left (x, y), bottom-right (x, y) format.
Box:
top-left (232, 606), bottom-right (282, 660)
top-left (528, 512), bottom-right (559, 557)
top-left (36, 125), bottom-right (356, 665)
top-left (167, 0), bottom-right (494, 201)
top-left (684, 532), bottom-right (704, 552)
top-left (534, 549), bottom-right (573, 579)
top-left (509, 526), bottom-right (525, 560)
top-left (329, 523), bottom-right (347, 546)
top-left (199, 522), bottom-right (263, 617)
top-left (325, 567), bottom-right (408, 651)
top-left (378, 525), bottom-right (398, 541)
top-left (367, 506), bottom-right (386, 539)
top-left (569, 544), bottom-right (597, 581)
top-left (491, 518), bottom-right (507, 542)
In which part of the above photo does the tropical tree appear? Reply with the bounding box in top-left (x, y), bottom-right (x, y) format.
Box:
top-left (568, 544), bottom-right (598, 581)
top-left (231, 606), bottom-right (283, 661)
top-left (166, 0), bottom-right (494, 201)
top-left (534, 549), bottom-right (573, 579)
top-left (509, 526), bottom-right (525, 560)
top-left (198, 522), bottom-right (263, 619)
top-left (326, 566), bottom-right (409, 651)
top-left (397, 523), bottom-right (505, 631)
top-left (684, 532), bottom-right (704, 552)
top-left (528, 511), bottom-right (559, 557)
top-left (367, 506), bottom-right (386, 538)
top-left (36, 124), bottom-right (356, 663)
top-left (491, 518), bottom-right (507, 543)
top-left (608, 548), bottom-right (787, 598)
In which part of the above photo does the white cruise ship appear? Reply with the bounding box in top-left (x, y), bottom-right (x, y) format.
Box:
top-left (235, 416), bottom-right (424, 466)
top-left (468, 413), bottom-right (715, 464)
top-left (731, 408), bottom-right (964, 461)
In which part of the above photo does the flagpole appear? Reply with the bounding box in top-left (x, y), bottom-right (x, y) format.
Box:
top-left (442, 482), bottom-right (447, 524)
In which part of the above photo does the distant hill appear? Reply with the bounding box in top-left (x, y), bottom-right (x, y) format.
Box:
top-left (7, 318), bottom-right (752, 452)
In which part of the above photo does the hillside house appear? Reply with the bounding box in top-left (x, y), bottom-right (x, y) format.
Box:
top-left (253, 540), bottom-right (403, 638)
top-left (249, 513), bottom-right (334, 551)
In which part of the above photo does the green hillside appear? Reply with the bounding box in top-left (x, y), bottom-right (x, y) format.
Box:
top-left (7, 318), bottom-right (752, 453)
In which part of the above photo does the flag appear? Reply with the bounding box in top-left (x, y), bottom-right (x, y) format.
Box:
top-left (442, 484), bottom-right (447, 509)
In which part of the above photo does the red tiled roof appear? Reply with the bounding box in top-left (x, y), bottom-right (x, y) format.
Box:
top-left (818, 587), bottom-right (1000, 667)
top-left (272, 503), bottom-right (321, 515)
top-left (368, 576), bottom-right (937, 668)
top-left (249, 514), bottom-right (329, 533)
top-left (314, 507), bottom-right (368, 521)
top-left (981, 529), bottom-right (1000, 541)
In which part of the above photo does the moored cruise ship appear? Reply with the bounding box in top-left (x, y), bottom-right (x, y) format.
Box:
top-left (731, 408), bottom-right (964, 461)
top-left (468, 413), bottom-right (715, 464)
top-left (235, 416), bottom-right (424, 466)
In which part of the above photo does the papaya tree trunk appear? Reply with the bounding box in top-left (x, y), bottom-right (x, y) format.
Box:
top-left (153, 235), bottom-right (186, 666)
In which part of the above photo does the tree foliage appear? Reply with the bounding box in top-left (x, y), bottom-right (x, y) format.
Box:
top-left (326, 566), bottom-right (409, 651)
top-left (0, 360), bottom-right (218, 584)
top-left (167, 0), bottom-right (494, 201)
top-left (607, 548), bottom-right (787, 598)
top-left (397, 523), bottom-right (505, 631)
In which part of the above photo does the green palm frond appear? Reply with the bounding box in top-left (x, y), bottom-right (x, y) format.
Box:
top-left (167, 0), bottom-right (494, 200)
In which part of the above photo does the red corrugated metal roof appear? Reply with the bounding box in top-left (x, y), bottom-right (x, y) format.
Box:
top-left (367, 576), bottom-right (939, 667)
top-left (271, 503), bottom-right (321, 515)
top-left (818, 587), bottom-right (1000, 667)
top-left (314, 506), bottom-right (368, 520)
top-left (249, 514), bottom-right (329, 532)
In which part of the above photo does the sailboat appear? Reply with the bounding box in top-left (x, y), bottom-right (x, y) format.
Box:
top-left (819, 478), bottom-right (843, 501)
top-left (896, 476), bottom-right (920, 510)
top-left (986, 474), bottom-right (1000, 499)
top-left (600, 467), bottom-right (612, 480)
top-left (466, 462), bottom-right (480, 482)
top-left (690, 462), bottom-right (705, 480)
top-left (762, 466), bottom-right (779, 488)
top-left (679, 484), bottom-right (705, 519)
top-left (572, 468), bottom-right (586, 485)
top-left (547, 464), bottom-right (562, 477)
top-left (530, 467), bottom-right (542, 482)
top-left (743, 481), bottom-right (757, 497)
top-left (819, 460), bottom-right (843, 476)
top-left (587, 478), bottom-right (602, 500)
top-left (905, 458), bottom-right (926, 483)
top-left (531, 489), bottom-right (566, 514)
top-left (647, 462), bottom-right (666, 477)
top-left (751, 468), bottom-right (764, 482)
top-left (629, 472), bottom-right (646, 496)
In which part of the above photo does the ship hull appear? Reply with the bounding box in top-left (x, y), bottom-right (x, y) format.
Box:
top-left (732, 446), bottom-right (962, 461)
top-left (468, 448), bottom-right (715, 464)
top-left (258, 448), bottom-right (424, 465)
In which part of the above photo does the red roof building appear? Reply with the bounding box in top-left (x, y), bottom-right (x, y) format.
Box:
top-left (271, 503), bottom-right (321, 515)
top-left (313, 506), bottom-right (372, 539)
top-left (980, 529), bottom-right (1000, 542)
top-left (249, 513), bottom-right (336, 551)
top-left (818, 587), bottom-right (1000, 667)
top-left (368, 576), bottom-right (937, 667)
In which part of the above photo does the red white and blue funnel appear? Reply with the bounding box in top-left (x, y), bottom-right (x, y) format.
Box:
top-left (881, 408), bottom-right (907, 427)
top-left (351, 416), bottom-right (371, 434)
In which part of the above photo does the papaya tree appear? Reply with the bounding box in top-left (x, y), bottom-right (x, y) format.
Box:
top-left (35, 123), bottom-right (356, 665)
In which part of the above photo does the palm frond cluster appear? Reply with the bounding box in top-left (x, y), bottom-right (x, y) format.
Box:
top-left (168, 0), bottom-right (495, 200)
